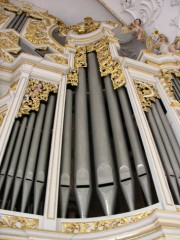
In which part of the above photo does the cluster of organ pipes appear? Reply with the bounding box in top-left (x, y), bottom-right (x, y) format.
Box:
top-left (0, 94), bottom-right (57, 214)
top-left (146, 100), bottom-right (180, 205)
top-left (59, 52), bottom-right (157, 218)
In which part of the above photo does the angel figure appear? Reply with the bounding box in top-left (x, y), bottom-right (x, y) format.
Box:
top-left (146, 33), bottom-right (180, 54)
top-left (121, 19), bottom-right (146, 42)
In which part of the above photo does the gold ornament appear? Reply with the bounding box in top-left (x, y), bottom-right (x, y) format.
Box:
top-left (0, 215), bottom-right (38, 229)
top-left (48, 54), bottom-right (68, 65)
top-left (17, 79), bottom-right (58, 117)
top-left (62, 209), bottom-right (155, 233)
top-left (0, 30), bottom-right (20, 54)
top-left (134, 80), bottom-right (160, 112)
top-left (87, 36), bottom-right (126, 89)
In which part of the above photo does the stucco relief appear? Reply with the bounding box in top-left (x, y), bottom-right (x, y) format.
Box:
top-left (120, 0), bottom-right (165, 27)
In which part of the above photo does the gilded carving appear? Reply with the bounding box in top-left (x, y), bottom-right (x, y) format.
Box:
top-left (62, 209), bottom-right (155, 233)
top-left (87, 36), bottom-right (126, 89)
top-left (48, 54), bottom-right (68, 65)
top-left (0, 48), bottom-right (14, 62)
top-left (0, 111), bottom-right (6, 126)
top-left (134, 80), bottom-right (160, 112)
top-left (17, 79), bottom-right (58, 117)
top-left (0, 8), bottom-right (10, 25)
top-left (0, 30), bottom-right (20, 54)
top-left (0, 214), bottom-right (38, 229)
top-left (67, 46), bottom-right (87, 86)
top-left (60, 17), bottom-right (100, 36)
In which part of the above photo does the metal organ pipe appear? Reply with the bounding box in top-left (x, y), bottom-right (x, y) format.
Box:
top-left (151, 103), bottom-right (180, 189)
top-left (155, 100), bottom-right (180, 166)
top-left (74, 68), bottom-right (92, 218)
top-left (0, 120), bottom-right (20, 192)
top-left (33, 94), bottom-right (56, 214)
top-left (117, 87), bottom-right (153, 206)
top-left (146, 109), bottom-right (180, 204)
top-left (21, 103), bottom-right (46, 212)
top-left (104, 75), bottom-right (135, 211)
top-left (87, 52), bottom-right (117, 216)
top-left (11, 112), bottom-right (36, 210)
top-left (1, 117), bottom-right (28, 209)
top-left (59, 89), bottom-right (73, 218)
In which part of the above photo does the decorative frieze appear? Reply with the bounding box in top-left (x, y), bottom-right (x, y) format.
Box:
top-left (0, 214), bottom-right (39, 229)
top-left (62, 209), bottom-right (155, 233)
top-left (0, 30), bottom-right (20, 54)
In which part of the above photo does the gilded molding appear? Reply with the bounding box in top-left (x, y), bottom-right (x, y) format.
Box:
top-left (0, 214), bottom-right (38, 229)
top-left (158, 69), bottom-right (180, 103)
top-left (87, 36), bottom-right (126, 89)
top-left (0, 111), bottom-right (6, 126)
top-left (0, 30), bottom-right (20, 54)
top-left (48, 54), bottom-right (68, 65)
top-left (62, 209), bottom-right (155, 233)
top-left (134, 80), bottom-right (160, 112)
top-left (67, 46), bottom-right (87, 86)
top-left (17, 78), bottom-right (58, 117)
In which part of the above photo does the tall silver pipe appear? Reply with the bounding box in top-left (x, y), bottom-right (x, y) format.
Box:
top-left (21, 103), bottom-right (46, 212)
top-left (0, 120), bottom-right (20, 191)
top-left (117, 87), bottom-right (153, 206)
top-left (13, 12), bottom-right (26, 31)
top-left (59, 89), bottom-right (73, 218)
top-left (147, 109), bottom-right (180, 204)
top-left (11, 112), bottom-right (36, 210)
top-left (155, 100), bottom-right (180, 166)
top-left (33, 94), bottom-right (56, 214)
top-left (104, 75), bottom-right (135, 211)
top-left (151, 103), bottom-right (180, 189)
top-left (1, 117), bottom-right (28, 209)
top-left (17, 16), bottom-right (28, 33)
top-left (74, 68), bottom-right (92, 218)
top-left (87, 52), bottom-right (117, 216)
top-left (7, 14), bottom-right (19, 29)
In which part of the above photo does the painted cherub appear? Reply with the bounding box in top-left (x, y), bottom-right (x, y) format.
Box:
top-left (128, 18), bottom-right (146, 41)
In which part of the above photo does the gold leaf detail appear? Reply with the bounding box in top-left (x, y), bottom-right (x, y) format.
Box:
top-left (0, 30), bottom-right (20, 54)
top-left (17, 79), bottom-right (58, 117)
top-left (134, 80), bottom-right (160, 112)
top-left (67, 46), bottom-right (87, 86)
top-left (86, 36), bottom-right (126, 89)
top-left (48, 54), bottom-right (68, 65)
top-left (0, 215), bottom-right (38, 229)
top-left (62, 209), bottom-right (155, 233)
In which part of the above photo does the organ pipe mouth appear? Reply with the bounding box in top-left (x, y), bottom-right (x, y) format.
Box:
top-left (98, 182), bottom-right (114, 188)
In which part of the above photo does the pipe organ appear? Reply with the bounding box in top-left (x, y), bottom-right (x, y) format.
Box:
top-left (0, 1), bottom-right (180, 239)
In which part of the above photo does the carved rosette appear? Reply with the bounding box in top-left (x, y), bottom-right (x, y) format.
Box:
top-left (62, 209), bottom-right (155, 233)
top-left (17, 79), bottom-right (58, 118)
top-left (158, 69), bottom-right (180, 106)
top-left (87, 36), bottom-right (126, 89)
top-left (134, 80), bottom-right (160, 112)
top-left (67, 46), bottom-right (87, 86)
top-left (0, 214), bottom-right (38, 229)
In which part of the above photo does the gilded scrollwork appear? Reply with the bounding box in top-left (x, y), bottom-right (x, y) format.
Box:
top-left (17, 79), bottom-right (58, 117)
top-left (87, 36), bottom-right (126, 89)
top-left (62, 209), bottom-right (155, 233)
top-left (134, 80), bottom-right (160, 112)
top-left (0, 214), bottom-right (39, 229)
top-left (0, 30), bottom-right (20, 54)
top-left (67, 46), bottom-right (87, 86)
top-left (0, 111), bottom-right (6, 126)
